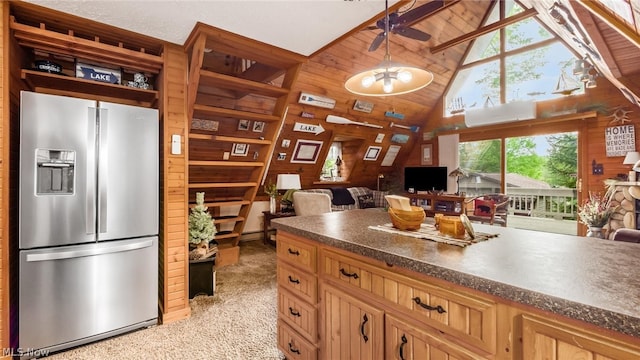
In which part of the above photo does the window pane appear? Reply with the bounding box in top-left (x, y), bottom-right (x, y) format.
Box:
top-left (463, 31), bottom-right (500, 64)
top-left (459, 139), bottom-right (502, 197)
top-left (505, 42), bottom-right (581, 103)
top-left (446, 60), bottom-right (500, 117)
top-left (505, 17), bottom-right (553, 51)
top-left (320, 142), bottom-right (343, 181)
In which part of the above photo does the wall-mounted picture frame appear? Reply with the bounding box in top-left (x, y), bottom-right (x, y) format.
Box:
top-left (364, 146), bottom-right (382, 161)
top-left (291, 139), bottom-right (323, 164)
top-left (232, 143), bottom-right (249, 156)
top-left (281, 139), bottom-right (291, 148)
top-left (421, 143), bottom-right (433, 165)
top-left (238, 119), bottom-right (250, 131)
top-left (253, 121), bottom-right (265, 132)
top-left (374, 133), bottom-right (385, 143)
top-left (277, 153), bottom-right (286, 160)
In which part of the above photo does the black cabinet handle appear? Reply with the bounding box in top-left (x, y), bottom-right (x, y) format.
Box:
top-left (399, 334), bottom-right (408, 360)
top-left (412, 297), bottom-right (447, 314)
top-left (340, 268), bottom-right (359, 279)
top-left (288, 307), bottom-right (301, 317)
top-left (288, 275), bottom-right (300, 284)
top-left (288, 342), bottom-right (301, 355)
top-left (360, 314), bottom-right (369, 343)
top-left (287, 248), bottom-right (300, 256)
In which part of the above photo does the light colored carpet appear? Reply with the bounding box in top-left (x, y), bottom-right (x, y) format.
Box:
top-left (48, 240), bottom-right (282, 360)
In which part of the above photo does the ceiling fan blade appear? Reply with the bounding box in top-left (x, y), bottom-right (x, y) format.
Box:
top-left (394, 27), bottom-right (431, 42)
top-left (368, 32), bottom-right (386, 52)
top-left (396, 0), bottom-right (445, 26)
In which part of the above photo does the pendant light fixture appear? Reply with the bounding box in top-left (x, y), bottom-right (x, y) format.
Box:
top-left (345, 0), bottom-right (434, 96)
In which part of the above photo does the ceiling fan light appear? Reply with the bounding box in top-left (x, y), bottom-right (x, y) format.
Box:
top-left (361, 75), bottom-right (376, 88)
top-left (397, 70), bottom-right (412, 83)
top-left (572, 59), bottom-right (584, 75)
top-left (383, 77), bottom-right (393, 93)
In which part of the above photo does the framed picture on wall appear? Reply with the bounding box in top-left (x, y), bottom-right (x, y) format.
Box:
top-left (252, 121), bottom-right (265, 132)
top-left (238, 119), bottom-right (250, 131)
top-left (364, 146), bottom-right (382, 161)
top-left (290, 139), bottom-right (323, 164)
top-left (421, 143), bottom-right (433, 165)
top-left (232, 143), bottom-right (249, 156)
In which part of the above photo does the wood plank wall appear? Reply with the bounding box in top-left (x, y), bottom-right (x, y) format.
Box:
top-left (0, 2), bottom-right (8, 355)
top-left (158, 43), bottom-right (190, 323)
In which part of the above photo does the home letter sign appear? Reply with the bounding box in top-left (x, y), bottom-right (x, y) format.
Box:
top-left (605, 125), bottom-right (635, 157)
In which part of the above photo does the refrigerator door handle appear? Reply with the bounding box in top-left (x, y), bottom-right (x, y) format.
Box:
top-left (98, 108), bottom-right (108, 234)
top-left (86, 107), bottom-right (97, 235)
top-left (25, 239), bottom-right (153, 262)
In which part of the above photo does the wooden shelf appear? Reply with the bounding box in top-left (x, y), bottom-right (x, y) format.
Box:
top-left (21, 69), bottom-right (158, 106)
top-left (11, 16), bottom-right (163, 73)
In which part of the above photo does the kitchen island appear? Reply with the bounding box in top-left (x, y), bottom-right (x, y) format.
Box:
top-left (273, 209), bottom-right (640, 360)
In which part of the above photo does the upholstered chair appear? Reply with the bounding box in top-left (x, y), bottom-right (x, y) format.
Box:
top-left (293, 192), bottom-right (332, 216)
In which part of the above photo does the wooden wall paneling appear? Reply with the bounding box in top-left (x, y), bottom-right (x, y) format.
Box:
top-left (0, 1), bottom-right (8, 355)
top-left (158, 43), bottom-right (190, 324)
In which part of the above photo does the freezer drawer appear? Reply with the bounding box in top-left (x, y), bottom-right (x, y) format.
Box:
top-left (19, 237), bottom-right (158, 352)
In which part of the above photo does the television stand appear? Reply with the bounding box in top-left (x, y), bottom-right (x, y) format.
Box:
top-left (405, 193), bottom-right (466, 217)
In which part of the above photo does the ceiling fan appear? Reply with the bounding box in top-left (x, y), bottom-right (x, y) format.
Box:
top-left (365, 0), bottom-right (446, 52)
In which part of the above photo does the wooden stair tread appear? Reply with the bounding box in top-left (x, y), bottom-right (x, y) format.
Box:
top-left (189, 160), bottom-right (264, 167)
top-left (213, 216), bottom-right (245, 224)
top-left (198, 69), bottom-right (289, 98)
top-left (192, 103), bottom-right (280, 123)
top-left (214, 231), bottom-right (240, 240)
top-left (189, 182), bottom-right (258, 188)
top-left (189, 133), bottom-right (272, 145)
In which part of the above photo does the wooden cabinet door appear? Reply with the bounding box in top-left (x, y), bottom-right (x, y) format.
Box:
top-left (385, 314), bottom-right (488, 360)
top-left (522, 314), bottom-right (640, 360)
top-left (322, 284), bottom-right (384, 360)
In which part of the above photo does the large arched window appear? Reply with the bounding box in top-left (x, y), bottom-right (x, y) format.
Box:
top-left (445, 0), bottom-right (582, 117)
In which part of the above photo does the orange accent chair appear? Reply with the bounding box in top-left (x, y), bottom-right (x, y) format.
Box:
top-left (464, 194), bottom-right (510, 227)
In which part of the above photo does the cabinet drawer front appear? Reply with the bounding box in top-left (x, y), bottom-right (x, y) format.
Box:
top-left (385, 314), bottom-right (489, 360)
top-left (277, 234), bottom-right (317, 273)
top-left (321, 249), bottom-right (496, 354)
top-left (278, 320), bottom-right (318, 360)
top-left (278, 261), bottom-right (318, 304)
top-left (278, 288), bottom-right (318, 342)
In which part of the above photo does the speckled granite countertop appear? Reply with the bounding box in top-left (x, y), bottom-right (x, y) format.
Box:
top-left (272, 209), bottom-right (640, 339)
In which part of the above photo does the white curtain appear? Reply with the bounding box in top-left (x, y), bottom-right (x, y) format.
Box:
top-left (438, 134), bottom-right (459, 194)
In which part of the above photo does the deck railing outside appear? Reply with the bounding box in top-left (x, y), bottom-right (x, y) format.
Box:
top-left (465, 188), bottom-right (578, 220)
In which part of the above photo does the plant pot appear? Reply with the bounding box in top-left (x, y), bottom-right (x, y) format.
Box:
top-left (587, 226), bottom-right (604, 239)
top-left (269, 196), bottom-right (277, 214)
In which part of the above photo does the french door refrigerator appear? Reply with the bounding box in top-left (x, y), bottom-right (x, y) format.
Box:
top-left (19, 91), bottom-right (159, 354)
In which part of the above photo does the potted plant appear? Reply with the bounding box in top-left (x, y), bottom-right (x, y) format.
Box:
top-left (189, 192), bottom-right (216, 259)
top-left (577, 191), bottom-right (616, 238)
top-left (264, 179), bottom-right (278, 213)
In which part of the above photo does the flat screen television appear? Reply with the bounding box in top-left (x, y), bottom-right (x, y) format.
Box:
top-left (404, 166), bottom-right (448, 192)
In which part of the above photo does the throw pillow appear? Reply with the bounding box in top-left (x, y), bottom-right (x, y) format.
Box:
top-left (357, 194), bottom-right (376, 209)
top-left (474, 199), bottom-right (495, 216)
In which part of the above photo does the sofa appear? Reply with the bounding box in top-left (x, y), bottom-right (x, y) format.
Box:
top-left (296, 187), bottom-right (388, 212)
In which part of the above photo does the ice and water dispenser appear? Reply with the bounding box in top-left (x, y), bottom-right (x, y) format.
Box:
top-left (36, 149), bottom-right (75, 195)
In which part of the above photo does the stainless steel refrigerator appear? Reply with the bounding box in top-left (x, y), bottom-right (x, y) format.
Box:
top-left (18, 91), bottom-right (159, 354)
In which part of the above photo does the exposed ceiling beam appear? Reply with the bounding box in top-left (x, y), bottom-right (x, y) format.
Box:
top-left (430, 8), bottom-right (538, 54)
top-left (569, 3), bottom-right (622, 78)
top-left (574, 0), bottom-right (640, 49)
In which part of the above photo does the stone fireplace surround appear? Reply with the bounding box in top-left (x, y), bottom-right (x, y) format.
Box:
top-left (606, 182), bottom-right (639, 239)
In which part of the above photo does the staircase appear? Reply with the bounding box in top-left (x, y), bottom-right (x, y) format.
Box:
top-left (184, 23), bottom-right (305, 264)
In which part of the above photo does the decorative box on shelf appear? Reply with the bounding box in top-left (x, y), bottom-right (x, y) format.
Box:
top-left (76, 61), bottom-right (122, 84)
